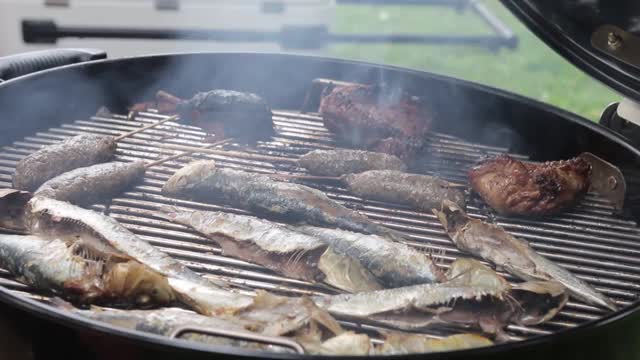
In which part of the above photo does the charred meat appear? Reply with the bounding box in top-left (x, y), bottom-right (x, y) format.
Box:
top-left (342, 170), bottom-right (466, 211)
top-left (435, 200), bottom-right (617, 311)
top-left (34, 161), bottom-right (146, 207)
top-left (298, 149), bottom-right (407, 177)
top-left (157, 206), bottom-right (383, 293)
top-left (12, 134), bottom-right (117, 191)
top-left (319, 83), bottom-right (432, 161)
top-left (468, 154), bottom-right (591, 216)
top-left (161, 160), bottom-right (408, 242)
top-left (132, 90), bottom-right (275, 143)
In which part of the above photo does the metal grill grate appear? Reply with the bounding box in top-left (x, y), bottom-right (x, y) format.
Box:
top-left (0, 108), bottom-right (639, 343)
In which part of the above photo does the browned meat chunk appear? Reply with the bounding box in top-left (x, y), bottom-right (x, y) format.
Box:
top-left (468, 154), bottom-right (591, 216)
top-left (319, 83), bottom-right (432, 161)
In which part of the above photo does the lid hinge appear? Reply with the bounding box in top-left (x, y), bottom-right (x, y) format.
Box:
top-left (44, 0), bottom-right (69, 7)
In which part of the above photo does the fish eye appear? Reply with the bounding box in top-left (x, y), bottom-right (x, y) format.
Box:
top-left (136, 294), bottom-right (151, 305)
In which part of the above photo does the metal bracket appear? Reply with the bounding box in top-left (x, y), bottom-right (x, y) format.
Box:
top-left (580, 152), bottom-right (627, 212)
top-left (591, 25), bottom-right (640, 71)
top-left (168, 325), bottom-right (306, 354)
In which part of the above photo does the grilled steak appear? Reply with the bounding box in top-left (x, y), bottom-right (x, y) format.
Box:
top-left (319, 83), bottom-right (432, 161)
top-left (468, 154), bottom-right (591, 216)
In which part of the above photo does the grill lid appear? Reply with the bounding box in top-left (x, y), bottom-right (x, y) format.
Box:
top-left (501, 0), bottom-right (640, 103)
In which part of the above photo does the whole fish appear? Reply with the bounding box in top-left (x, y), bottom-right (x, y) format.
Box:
top-left (23, 195), bottom-right (255, 316)
top-left (157, 206), bottom-right (382, 293)
top-left (294, 225), bottom-right (444, 286)
top-left (312, 258), bottom-right (568, 340)
top-left (34, 161), bottom-right (146, 207)
top-left (56, 291), bottom-right (343, 355)
top-left (297, 149), bottom-right (407, 177)
top-left (0, 234), bottom-right (175, 307)
top-left (13, 134), bottom-right (117, 191)
top-left (434, 200), bottom-right (617, 311)
top-left (161, 160), bottom-right (407, 242)
top-left (342, 170), bottom-right (466, 210)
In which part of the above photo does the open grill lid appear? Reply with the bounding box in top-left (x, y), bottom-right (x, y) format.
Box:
top-left (502, 0), bottom-right (640, 103)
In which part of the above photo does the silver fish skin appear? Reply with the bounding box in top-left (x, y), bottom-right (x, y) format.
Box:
top-left (25, 196), bottom-right (254, 315)
top-left (156, 206), bottom-right (382, 292)
top-left (161, 160), bottom-right (407, 242)
top-left (434, 200), bottom-right (617, 311)
top-left (0, 234), bottom-right (175, 307)
top-left (342, 170), bottom-right (466, 211)
top-left (34, 161), bottom-right (146, 207)
top-left (294, 225), bottom-right (444, 286)
top-left (13, 134), bottom-right (117, 191)
top-left (298, 149), bottom-right (407, 177)
top-left (312, 258), bottom-right (567, 338)
top-left (60, 305), bottom-right (296, 354)
top-left (312, 258), bottom-right (510, 319)
top-left (376, 333), bottom-right (493, 355)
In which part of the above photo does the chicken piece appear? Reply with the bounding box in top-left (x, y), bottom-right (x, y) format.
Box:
top-left (319, 83), bottom-right (432, 161)
top-left (131, 90), bottom-right (275, 143)
top-left (468, 154), bottom-right (591, 216)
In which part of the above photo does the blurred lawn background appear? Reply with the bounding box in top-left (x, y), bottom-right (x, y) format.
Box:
top-left (329, 1), bottom-right (619, 121)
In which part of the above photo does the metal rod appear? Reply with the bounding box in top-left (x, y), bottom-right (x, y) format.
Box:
top-left (157, 143), bottom-right (298, 164)
top-left (144, 138), bottom-right (234, 168)
top-left (114, 115), bottom-right (179, 141)
top-left (168, 325), bottom-right (306, 354)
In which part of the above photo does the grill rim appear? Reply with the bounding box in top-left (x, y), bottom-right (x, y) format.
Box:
top-left (1, 51), bottom-right (640, 358)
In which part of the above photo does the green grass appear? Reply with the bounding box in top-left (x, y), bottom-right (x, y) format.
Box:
top-left (329, 2), bottom-right (619, 121)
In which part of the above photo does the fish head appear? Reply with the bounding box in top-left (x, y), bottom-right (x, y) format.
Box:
top-left (446, 258), bottom-right (511, 295)
top-left (433, 200), bottom-right (470, 235)
top-left (510, 280), bottom-right (569, 326)
top-left (0, 188), bottom-right (32, 233)
top-left (103, 261), bottom-right (176, 307)
top-left (162, 160), bottom-right (217, 196)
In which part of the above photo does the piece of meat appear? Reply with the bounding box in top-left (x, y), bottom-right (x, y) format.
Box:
top-left (319, 83), bottom-right (432, 161)
top-left (131, 90), bottom-right (275, 143)
top-left (468, 154), bottom-right (592, 216)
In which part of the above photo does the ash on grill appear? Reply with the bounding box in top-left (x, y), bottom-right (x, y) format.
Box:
top-left (0, 104), bottom-right (638, 343)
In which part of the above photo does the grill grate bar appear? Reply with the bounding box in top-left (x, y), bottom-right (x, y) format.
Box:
top-left (0, 110), bottom-right (638, 344)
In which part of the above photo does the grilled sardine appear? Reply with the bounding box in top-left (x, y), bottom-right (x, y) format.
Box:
top-left (161, 160), bottom-right (407, 241)
top-left (13, 134), bottom-right (117, 191)
top-left (0, 234), bottom-right (175, 307)
top-left (342, 170), bottom-right (466, 211)
top-left (313, 258), bottom-right (567, 339)
top-left (435, 200), bottom-right (617, 311)
top-left (24, 196), bottom-right (255, 315)
top-left (34, 161), bottom-right (146, 207)
top-left (157, 206), bottom-right (382, 292)
top-left (298, 149), bottom-right (406, 177)
top-left (294, 225), bottom-right (444, 286)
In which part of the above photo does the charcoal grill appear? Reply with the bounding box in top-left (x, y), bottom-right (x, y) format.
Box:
top-left (1, 2), bottom-right (640, 359)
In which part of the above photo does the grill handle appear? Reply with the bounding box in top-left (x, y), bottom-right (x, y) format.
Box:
top-left (0, 48), bottom-right (107, 82)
